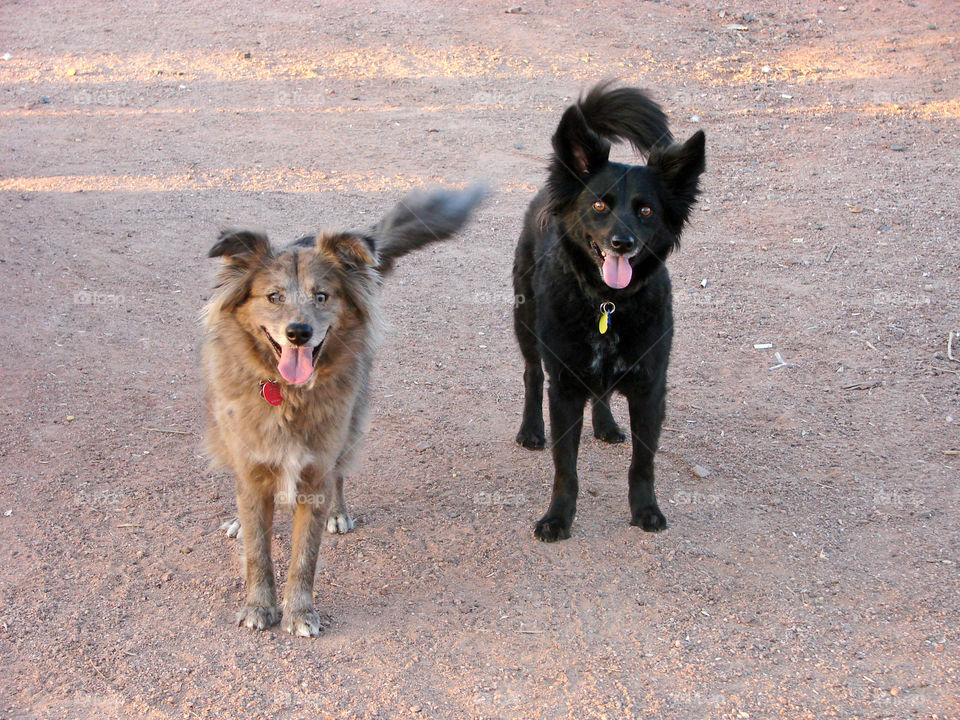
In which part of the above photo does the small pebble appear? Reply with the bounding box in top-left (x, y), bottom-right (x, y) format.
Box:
top-left (693, 465), bottom-right (711, 479)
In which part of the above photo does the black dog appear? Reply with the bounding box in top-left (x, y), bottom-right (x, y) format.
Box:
top-left (512, 82), bottom-right (705, 542)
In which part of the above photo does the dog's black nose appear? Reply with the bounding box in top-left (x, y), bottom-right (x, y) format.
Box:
top-left (285, 323), bottom-right (313, 346)
top-left (610, 235), bottom-right (637, 253)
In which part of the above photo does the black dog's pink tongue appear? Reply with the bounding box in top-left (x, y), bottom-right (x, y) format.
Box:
top-left (602, 254), bottom-right (633, 289)
top-left (278, 346), bottom-right (314, 384)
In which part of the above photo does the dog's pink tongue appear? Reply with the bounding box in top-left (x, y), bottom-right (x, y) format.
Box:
top-left (602, 255), bottom-right (633, 289)
top-left (278, 346), bottom-right (314, 384)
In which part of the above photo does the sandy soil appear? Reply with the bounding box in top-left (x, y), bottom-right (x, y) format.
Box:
top-left (1, 0), bottom-right (958, 718)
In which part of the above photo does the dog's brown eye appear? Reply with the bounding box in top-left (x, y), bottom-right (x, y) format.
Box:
top-left (640, 206), bottom-right (652, 216)
top-left (592, 200), bottom-right (607, 212)
top-left (267, 291), bottom-right (284, 304)
top-left (313, 291), bottom-right (328, 304)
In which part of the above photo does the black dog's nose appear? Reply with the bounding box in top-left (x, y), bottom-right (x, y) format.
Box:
top-left (610, 235), bottom-right (637, 253)
top-left (285, 323), bottom-right (313, 346)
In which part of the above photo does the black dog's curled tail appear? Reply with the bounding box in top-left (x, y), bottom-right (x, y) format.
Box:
top-left (577, 80), bottom-right (674, 154)
top-left (548, 81), bottom-right (674, 212)
top-left (371, 184), bottom-right (486, 275)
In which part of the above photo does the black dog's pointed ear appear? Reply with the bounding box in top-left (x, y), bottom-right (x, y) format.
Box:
top-left (552, 104), bottom-right (611, 177)
top-left (209, 230), bottom-right (271, 264)
top-left (648, 130), bottom-right (706, 230)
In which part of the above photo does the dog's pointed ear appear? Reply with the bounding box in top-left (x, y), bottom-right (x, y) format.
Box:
top-left (317, 233), bottom-right (378, 269)
top-left (207, 231), bottom-right (271, 312)
top-left (552, 104), bottom-right (611, 177)
top-left (209, 230), bottom-right (272, 265)
top-left (648, 130), bottom-right (706, 229)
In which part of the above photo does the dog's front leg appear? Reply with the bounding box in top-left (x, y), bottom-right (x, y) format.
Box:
top-left (282, 467), bottom-right (328, 637)
top-left (235, 468), bottom-right (280, 630)
top-left (626, 386), bottom-right (668, 532)
top-left (534, 383), bottom-right (586, 542)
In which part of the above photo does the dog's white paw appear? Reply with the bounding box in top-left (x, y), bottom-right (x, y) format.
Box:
top-left (237, 603), bottom-right (279, 631)
top-left (220, 518), bottom-right (243, 539)
top-left (281, 608), bottom-right (326, 638)
top-left (325, 511), bottom-right (355, 535)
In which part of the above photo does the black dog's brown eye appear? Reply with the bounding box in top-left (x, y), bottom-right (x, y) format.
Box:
top-left (314, 291), bottom-right (328, 304)
top-left (592, 200), bottom-right (607, 212)
top-left (267, 291), bottom-right (284, 304)
top-left (640, 206), bottom-right (652, 216)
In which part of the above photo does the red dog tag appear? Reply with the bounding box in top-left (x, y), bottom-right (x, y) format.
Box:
top-left (260, 381), bottom-right (283, 406)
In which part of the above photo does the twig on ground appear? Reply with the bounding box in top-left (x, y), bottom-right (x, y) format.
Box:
top-left (842, 381), bottom-right (881, 391)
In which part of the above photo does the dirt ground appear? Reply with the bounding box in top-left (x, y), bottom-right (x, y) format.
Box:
top-left (1, 0), bottom-right (958, 718)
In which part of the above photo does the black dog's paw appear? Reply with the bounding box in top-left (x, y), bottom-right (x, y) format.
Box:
top-left (593, 423), bottom-right (627, 444)
top-left (516, 425), bottom-right (546, 450)
top-left (534, 515), bottom-right (572, 542)
top-left (631, 506), bottom-right (668, 532)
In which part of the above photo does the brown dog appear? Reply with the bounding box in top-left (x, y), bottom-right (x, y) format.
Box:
top-left (203, 187), bottom-right (482, 636)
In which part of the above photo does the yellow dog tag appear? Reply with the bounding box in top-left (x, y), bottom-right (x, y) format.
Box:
top-left (598, 301), bottom-right (615, 335)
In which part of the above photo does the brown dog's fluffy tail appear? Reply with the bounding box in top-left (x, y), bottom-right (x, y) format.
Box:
top-left (370, 184), bottom-right (485, 275)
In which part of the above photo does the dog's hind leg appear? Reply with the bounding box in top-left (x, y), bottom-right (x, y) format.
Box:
top-left (591, 392), bottom-right (626, 444)
top-left (235, 466), bottom-right (280, 630)
top-left (325, 474), bottom-right (354, 534)
top-left (513, 247), bottom-right (546, 450)
top-left (626, 384), bottom-right (668, 532)
top-left (534, 382), bottom-right (587, 541)
top-left (515, 311), bottom-right (546, 449)
top-left (282, 466), bottom-right (329, 637)
top-left (326, 365), bottom-right (372, 534)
